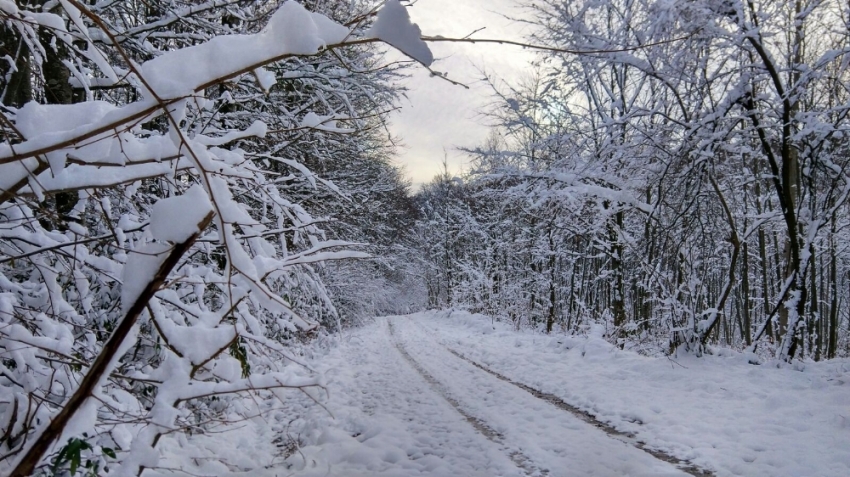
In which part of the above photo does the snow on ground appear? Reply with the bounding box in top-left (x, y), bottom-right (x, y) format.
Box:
top-left (387, 316), bottom-right (689, 476)
top-left (164, 311), bottom-right (849, 476)
top-left (414, 310), bottom-right (850, 477)
top-left (269, 315), bottom-right (693, 476)
top-left (278, 318), bottom-right (523, 476)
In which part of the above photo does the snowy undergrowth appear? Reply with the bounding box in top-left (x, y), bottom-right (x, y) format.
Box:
top-left (148, 336), bottom-right (342, 477)
top-left (417, 310), bottom-right (850, 477)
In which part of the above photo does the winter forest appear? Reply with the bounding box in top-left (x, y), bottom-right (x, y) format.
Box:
top-left (0, 0), bottom-right (848, 476)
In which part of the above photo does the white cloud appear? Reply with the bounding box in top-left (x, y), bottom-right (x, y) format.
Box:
top-left (385, 0), bottom-right (536, 187)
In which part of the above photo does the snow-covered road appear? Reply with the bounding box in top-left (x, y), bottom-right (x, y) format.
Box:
top-left (386, 316), bottom-right (695, 476)
top-left (283, 315), bottom-right (524, 476)
top-left (281, 314), bottom-right (727, 476)
top-left (274, 311), bottom-right (850, 476)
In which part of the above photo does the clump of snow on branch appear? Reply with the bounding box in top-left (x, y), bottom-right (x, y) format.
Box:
top-left (367, 0), bottom-right (433, 66)
top-left (150, 185), bottom-right (213, 243)
top-left (139, 1), bottom-right (350, 97)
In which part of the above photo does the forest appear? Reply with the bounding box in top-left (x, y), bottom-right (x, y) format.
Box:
top-left (418, 0), bottom-right (850, 362)
top-left (0, 0), bottom-right (847, 475)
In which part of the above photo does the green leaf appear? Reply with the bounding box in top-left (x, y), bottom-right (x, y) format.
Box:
top-left (102, 447), bottom-right (116, 459)
top-left (70, 451), bottom-right (81, 474)
top-left (229, 337), bottom-right (251, 378)
top-left (51, 445), bottom-right (70, 475)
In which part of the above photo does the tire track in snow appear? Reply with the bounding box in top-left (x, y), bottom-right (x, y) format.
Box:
top-left (411, 318), bottom-right (715, 477)
top-left (387, 319), bottom-right (548, 477)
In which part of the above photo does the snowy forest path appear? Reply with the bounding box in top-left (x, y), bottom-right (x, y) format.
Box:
top-left (387, 318), bottom-right (547, 476)
top-left (298, 315), bottom-right (527, 477)
top-left (401, 318), bottom-right (715, 477)
top-left (386, 315), bottom-right (693, 476)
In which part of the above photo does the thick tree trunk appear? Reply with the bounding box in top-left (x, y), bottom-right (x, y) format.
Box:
top-left (741, 240), bottom-right (752, 345)
top-left (827, 226), bottom-right (839, 359)
top-left (607, 208), bottom-right (626, 340)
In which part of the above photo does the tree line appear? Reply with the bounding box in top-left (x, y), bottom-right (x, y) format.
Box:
top-left (414, 0), bottom-right (850, 362)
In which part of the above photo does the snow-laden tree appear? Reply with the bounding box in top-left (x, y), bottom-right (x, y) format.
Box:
top-left (0, 0), bottom-right (432, 475)
top-left (417, 0), bottom-right (850, 360)
top-left (526, 0), bottom-right (850, 360)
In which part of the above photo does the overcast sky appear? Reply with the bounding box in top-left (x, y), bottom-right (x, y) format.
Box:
top-left (386, 0), bottom-right (537, 188)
